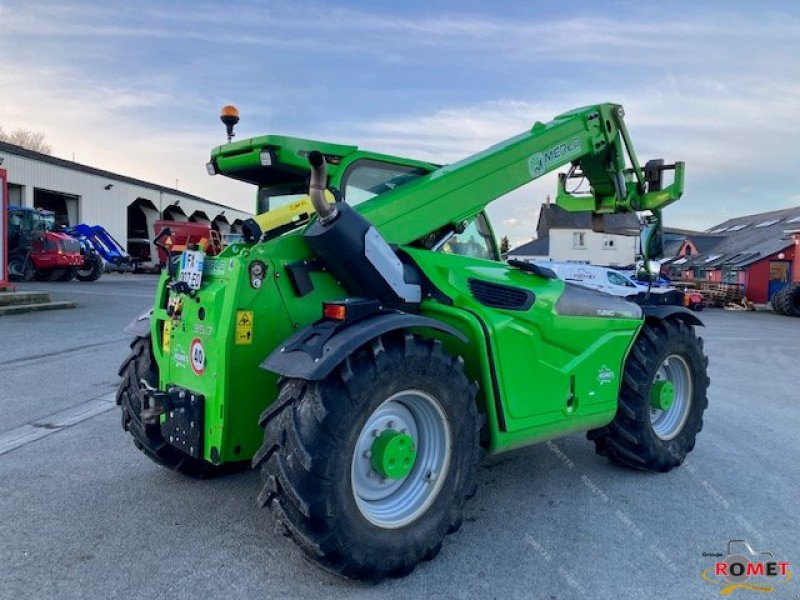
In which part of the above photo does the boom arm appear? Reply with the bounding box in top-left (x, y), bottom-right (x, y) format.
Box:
top-left (358, 103), bottom-right (684, 245)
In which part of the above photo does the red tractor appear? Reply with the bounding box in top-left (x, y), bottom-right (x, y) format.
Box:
top-left (7, 206), bottom-right (83, 281)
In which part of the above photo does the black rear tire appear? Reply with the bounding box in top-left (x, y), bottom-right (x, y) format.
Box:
top-left (772, 287), bottom-right (789, 315)
top-left (76, 254), bottom-right (104, 281)
top-left (588, 318), bottom-right (709, 472)
top-left (253, 334), bottom-right (482, 582)
top-left (55, 267), bottom-right (77, 282)
top-left (784, 284), bottom-right (800, 317)
top-left (117, 336), bottom-right (225, 477)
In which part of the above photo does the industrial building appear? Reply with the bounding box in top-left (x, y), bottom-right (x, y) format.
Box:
top-left (663, 206), bottom-right (800, 303)
top-left (0, 141), bottom-right (251, 266)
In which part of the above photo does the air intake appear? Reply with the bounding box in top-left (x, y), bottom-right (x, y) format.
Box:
top-left (467, 279), bottom-right (534, 311)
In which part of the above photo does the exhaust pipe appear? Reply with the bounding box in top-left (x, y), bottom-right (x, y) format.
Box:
top-left (308, 151), bottom-right (337, 224)
top-left (303, 152), bottom-right (421, 308)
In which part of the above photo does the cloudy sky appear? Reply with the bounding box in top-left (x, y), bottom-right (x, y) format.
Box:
top-left (2, 1), bottom-right (799, 247)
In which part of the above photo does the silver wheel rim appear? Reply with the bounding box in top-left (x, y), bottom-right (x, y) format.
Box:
top-left (350, 389), bottom-right (451, 529)
top-left (650, 354), bottom-right (693, 440)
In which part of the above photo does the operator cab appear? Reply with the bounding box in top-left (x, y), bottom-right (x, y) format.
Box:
top-left (207, 109), bottom-right (500, 259)
top-left (256, 160), bottom-right (430, 214)
top-left (7, 206), bottom-right (56, 246)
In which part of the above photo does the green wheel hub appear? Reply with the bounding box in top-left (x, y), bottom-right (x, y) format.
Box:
top-left (370, 430), bottom-right (417, 480)
top-left (650, 379), bottom-right (676, 411)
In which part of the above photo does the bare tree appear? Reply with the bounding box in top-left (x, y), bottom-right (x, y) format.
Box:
top-left (0, 126), bottom-right (53, 154)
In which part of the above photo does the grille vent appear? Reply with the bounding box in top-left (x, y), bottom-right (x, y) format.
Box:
top-left (467, 278), bottom-right (534, 311)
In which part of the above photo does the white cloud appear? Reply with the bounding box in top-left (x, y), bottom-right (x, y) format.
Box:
top-left (0, 61), bottom-right (253, 212)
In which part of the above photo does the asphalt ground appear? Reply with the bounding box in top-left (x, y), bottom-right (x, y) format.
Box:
top-left (0, 274), bottom-right (798, 599)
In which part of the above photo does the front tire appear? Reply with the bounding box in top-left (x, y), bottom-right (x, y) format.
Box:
top-left (76, 255), bottom-right (104, 281)
top-left (589, 318), bottom-right (709, 472)
top-left (8, 253), bottom-right (35, 282)
top-left (253, 334), bottom-right (482, 582)
top-left (116, 336), bottom-right (222, 477)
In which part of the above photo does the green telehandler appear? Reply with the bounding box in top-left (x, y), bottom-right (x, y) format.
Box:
top-left (118, 102), bottom-right (709, 581)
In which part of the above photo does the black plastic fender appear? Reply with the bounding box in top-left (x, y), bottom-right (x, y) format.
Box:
top-left (262, 313), bottom-right (468, 381)
top-left (642, 304), bottom-right (703, 327)
top-left (124, 308), bottom-right (153, 337)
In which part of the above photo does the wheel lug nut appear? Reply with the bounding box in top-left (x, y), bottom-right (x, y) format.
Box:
top-left (372, 429), bottom-right (380, 437)
top-left (387, 421), bottom-right (395, 429)
top-left (363, 450), bottom-right (372, 458)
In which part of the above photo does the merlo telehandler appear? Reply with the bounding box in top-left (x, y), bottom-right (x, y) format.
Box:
top-left (118, 103), bottom-right (709, 581)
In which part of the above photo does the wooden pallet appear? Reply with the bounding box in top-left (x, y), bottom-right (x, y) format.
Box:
top-left (687, 281), bottom-right (745, 307)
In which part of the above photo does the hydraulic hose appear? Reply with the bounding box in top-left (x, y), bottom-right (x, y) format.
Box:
top-left (308, 151), bottom-right (337, 224)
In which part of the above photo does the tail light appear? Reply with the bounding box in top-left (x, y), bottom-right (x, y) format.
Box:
top-left (323, 303), bottom-right (347, 321)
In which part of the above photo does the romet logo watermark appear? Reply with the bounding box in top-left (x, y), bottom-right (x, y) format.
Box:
top-left (527, 137), bottom-right (581, 177)
top-left (701, 540), bottom-right (792, 595)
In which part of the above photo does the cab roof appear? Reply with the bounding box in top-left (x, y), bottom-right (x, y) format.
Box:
top-left (210, 134), bottom-right (438, 187)
top-left (8, 205), bottom-right (54, 215)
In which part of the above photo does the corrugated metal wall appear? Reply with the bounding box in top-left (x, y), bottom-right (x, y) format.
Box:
top-left (0, 152), bottom-right (250, 248)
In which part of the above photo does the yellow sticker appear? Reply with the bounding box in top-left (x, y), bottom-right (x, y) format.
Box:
top-left (235, 310), bottom-right (254, 345)
top-left (162, 319), bottom-right (172, 353)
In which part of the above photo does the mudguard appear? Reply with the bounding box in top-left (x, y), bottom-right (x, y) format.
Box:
top-left (124, 308), bottom-right (153, 337)
top-left (262, 312), bottom-right (468, 381)
top-left (642, 304), bottom-right (703, 327)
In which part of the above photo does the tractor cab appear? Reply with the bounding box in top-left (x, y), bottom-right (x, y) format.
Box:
top-left (7, 206), bottom-right (82, 281)
top-left (208, 133), bottom-right (500, 258)
top-left (8, 205), bottom-right (55, 243)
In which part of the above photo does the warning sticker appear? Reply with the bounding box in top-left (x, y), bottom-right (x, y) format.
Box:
top-left (162, 320), bottom-right (172, 353)
top-left (190, 338), bottom-right (206, 375)
top-left (235, 310), bottom-right (254, 345)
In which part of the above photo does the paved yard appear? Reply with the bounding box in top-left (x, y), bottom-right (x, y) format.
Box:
top-left (1, 275), bottom-right (798, 599)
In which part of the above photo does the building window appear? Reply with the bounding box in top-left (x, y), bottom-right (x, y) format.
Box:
top-left (572, 232), bottom-right (586, 248)
top-left (684, 246), bottom-right (692, 256)
top-left (602, 236), bottom-right (615, 249)
top-left (722, 269), bottom-right (740, 284)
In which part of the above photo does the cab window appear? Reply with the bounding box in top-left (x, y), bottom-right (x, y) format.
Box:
top-left (8, 212), bottom-right (22, 235)
top-left (342, 161), bottom-right (428, 206)
top-left (439, 215), bottom-right (497, 260)
top-left (257, 185), bottom-right (306, 214)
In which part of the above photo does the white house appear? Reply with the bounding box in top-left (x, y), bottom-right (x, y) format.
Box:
top-left (508, 202), bottom-right (640, 266)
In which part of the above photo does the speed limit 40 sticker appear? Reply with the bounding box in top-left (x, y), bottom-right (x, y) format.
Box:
top-left (190, 338), bottom-right (206, 375)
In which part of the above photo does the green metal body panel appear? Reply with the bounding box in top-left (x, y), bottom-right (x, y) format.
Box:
top-left (407, 248), bottom-right (642, 454)
top-left (149, 102), bottom-right (681, 464)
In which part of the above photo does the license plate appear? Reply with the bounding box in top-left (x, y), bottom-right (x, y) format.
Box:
top-left (179, 251), bottom-right (205, 290)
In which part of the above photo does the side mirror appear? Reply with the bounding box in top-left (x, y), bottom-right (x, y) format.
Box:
top-left (636, 259), bottom-right (662, 283)
top-left (640, 211), bottom-right (664, 262)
